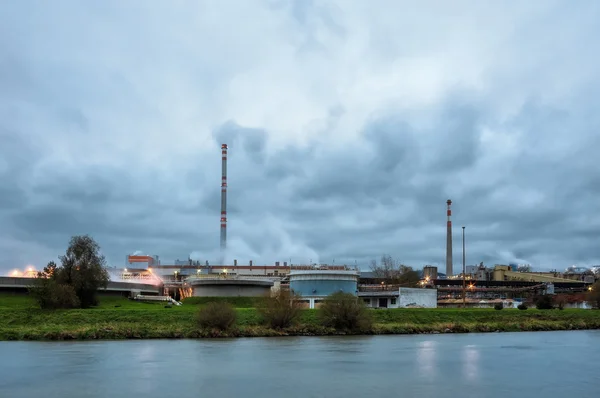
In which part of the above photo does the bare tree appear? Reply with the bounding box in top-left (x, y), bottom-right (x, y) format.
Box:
top-left (369, 255), bottom-right (420, 287)
top-left (369, 255), bottom-right (401, 280)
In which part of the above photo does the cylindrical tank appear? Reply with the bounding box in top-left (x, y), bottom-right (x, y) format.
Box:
top-left (423, 266), bottom-right (438, 280)
top-left (289, 270), bottom-right (359, 297)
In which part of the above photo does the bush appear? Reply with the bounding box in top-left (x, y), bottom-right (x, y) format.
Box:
top-left (318, 292), bottom-right (373, 331)
top-left (517, 304), bottom-right (528, 310)
top-left (51, 284), bottom-right (81, 309)
top-left (494, 303), bottom-right (503, 310)
top-left (536, 295), bottom-right (554, 310)
top-left (29, 279), bottom-right (80, 310)
top-left (554, 296), bottom-right (567, 310)
top-left (197, 302), bottom-right (237, 331)
top-left (258, 290), bottom-right (302, 329)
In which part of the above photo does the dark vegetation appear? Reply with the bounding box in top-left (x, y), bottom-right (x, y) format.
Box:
top-left (196, 302), bottom-right (236, 331)
top-left (318, 292), bottom-right (373, 331)
top-left (535, 295), bottom-right (555, 310)
top-left (494, 303), bottom-right (503, 310)
top-left (517, 304), bottom-right (528, 310)
top-left (28, 235), bottom-right (109, 309)
top-left (257, 289), bottom-right (302, 329)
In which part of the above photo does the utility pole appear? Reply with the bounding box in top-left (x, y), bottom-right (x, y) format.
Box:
top-left (462, 226), bottom-right (466, 308)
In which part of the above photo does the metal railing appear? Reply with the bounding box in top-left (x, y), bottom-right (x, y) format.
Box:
top-left (184, 274), bottom-right (280, 282)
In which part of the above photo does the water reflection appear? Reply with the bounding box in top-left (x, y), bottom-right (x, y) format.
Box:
top-left (463, 344), bottom-right (479, 382)
top-left (1, 331), bottom-right (599, 398)
top-left (417, 340), bottom-right (436, 377)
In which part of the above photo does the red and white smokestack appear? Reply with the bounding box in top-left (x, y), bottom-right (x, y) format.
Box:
top-left (446, 199), bottom-right (453, 277)
top-left (220, 144), bottom-right (228, 254)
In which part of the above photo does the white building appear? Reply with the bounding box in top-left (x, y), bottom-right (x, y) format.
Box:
top-left (359, 288), bottom-right (437, 309)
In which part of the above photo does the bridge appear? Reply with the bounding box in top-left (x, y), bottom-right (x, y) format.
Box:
top-left (0, 277), bottom-right (161, 296)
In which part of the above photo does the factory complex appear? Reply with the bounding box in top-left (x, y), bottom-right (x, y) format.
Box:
top-left (2, 142), bottom-right (598, 308)
top-left (115, 254), bottom-right (595, 308)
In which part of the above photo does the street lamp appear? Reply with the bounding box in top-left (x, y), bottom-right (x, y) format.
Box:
top-left (462, 226), bottom-right (466, 308)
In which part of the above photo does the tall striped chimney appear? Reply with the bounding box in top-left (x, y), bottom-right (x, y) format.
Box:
top-left (220, 144), bottom-right (228, 259)
top-left (446, 199), bottom-right (453, 277)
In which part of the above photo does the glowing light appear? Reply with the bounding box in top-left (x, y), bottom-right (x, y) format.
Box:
top-left (223, 269), bottom-right (228, 274)
top-left (11, 270), bottom-right (20, 277)
top-left (124, 268), bottom-right (128, 272)
top-left (148, 267), bottom-right (152, 273)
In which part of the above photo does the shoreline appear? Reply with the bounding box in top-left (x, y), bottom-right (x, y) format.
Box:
top-left (2, 316), bottom-right (599, 341)
top-left (2, 295), bottom-right (599, 341)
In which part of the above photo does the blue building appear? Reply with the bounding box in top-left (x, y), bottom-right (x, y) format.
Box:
top-left (289, 269), bottom-right (360, 309)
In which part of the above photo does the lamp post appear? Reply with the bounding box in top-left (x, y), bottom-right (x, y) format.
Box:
top-left (462, 226), bottom-right (466, 308)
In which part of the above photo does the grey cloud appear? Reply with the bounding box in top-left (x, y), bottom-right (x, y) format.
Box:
top-left (2, 0), bottom-right (600, 273)
top-left (212, 120), bottom-right (268, 160)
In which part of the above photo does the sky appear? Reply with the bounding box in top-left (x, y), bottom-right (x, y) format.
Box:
top-left (1, 0), bottom-right (600, 274)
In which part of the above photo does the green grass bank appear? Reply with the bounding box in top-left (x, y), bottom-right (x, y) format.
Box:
top-left (1, 295), bottom-right (599, 341)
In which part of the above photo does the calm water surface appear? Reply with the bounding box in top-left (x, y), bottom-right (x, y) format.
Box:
top-left (1, 331), bottom-right (599, 398)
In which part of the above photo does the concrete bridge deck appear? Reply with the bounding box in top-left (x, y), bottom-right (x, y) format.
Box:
top-left (0, 276), bottom-right (161, 295)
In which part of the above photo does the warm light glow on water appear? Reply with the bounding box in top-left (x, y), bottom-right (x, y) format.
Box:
top-left (1, 331), bottom-right (599, 398)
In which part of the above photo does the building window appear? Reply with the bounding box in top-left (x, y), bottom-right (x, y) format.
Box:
top-left (363, 298), bottom-right (370, 305)
top-left (391, 298), bottom-right (397, 305)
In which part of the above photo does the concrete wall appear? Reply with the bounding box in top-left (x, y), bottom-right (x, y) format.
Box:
top-left (290, 280), bottom-right (357, 297)
top-left (294, 297), bottom-right (326, 309)
top-left (362, 296), bottom-right (399, 308)
top-left (398, 288), bottom-right (437, 308)
top-left (191, 285), bottom-right (272, 297)
top-left (289, 270), bottom-right (359, 297)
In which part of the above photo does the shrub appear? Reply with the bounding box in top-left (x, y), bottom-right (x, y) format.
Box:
top-left (197, 302), bottom-right (237, 331)
top-left (29, 279), bottom-right (80, 309)
top-left (535, 295), bottom-right (554, 310)
top-left (494, 303), bottom-right (503, 310)
top-left (50, 284), bottom-right (81, 309)
top-left (554, 296), bottom-right (567, 310)
top-left (318, 292), bottom-right (373, 331)
top-left (258, 290), bottom-right (302, 329)
top-left (517, 304), bottom-right (528, 310)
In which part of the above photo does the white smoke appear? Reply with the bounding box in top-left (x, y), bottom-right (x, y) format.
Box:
top-left (190, 215), bottom-right (320, 265)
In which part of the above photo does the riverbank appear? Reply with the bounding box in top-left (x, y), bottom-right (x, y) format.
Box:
top-left (1, 295), bottom-right (599, 340)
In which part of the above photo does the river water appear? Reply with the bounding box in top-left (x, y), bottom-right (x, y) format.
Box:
top-left (1, 331), bottom-right (598, 398)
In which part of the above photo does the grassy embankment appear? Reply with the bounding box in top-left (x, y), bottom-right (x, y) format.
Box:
top-left (1, 295), bottom-right (599, 340)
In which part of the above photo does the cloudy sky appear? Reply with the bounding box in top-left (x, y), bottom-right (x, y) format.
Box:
top-left (1, 0), bottom-right (599, 274)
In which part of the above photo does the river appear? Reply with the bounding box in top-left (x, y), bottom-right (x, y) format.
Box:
top-left (1, 331), bottom-right (598, 397)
